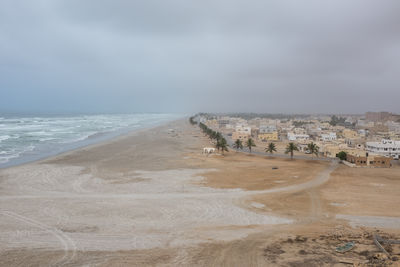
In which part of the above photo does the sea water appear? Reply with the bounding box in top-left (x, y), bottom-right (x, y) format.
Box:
top-left (0, 113), bottom-right (182, 168)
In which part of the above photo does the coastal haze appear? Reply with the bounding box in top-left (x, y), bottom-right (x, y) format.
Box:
top-left (1, 1), bottom-right (400, 267)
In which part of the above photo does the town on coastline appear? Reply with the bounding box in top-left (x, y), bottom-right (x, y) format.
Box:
top-left (192, 111), bottom-right (400, 167)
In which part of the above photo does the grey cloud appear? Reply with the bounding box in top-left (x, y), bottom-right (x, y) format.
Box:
top-left (0, 0), bottom-right (399, 114)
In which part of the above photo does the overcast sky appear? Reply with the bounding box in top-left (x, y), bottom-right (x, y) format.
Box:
top-left (0, 0), bottom-right (399, 114)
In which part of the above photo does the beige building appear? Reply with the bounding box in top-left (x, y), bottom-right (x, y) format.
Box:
top-left (342, 129), bottom-right (358, 139)
top-left (321, 143), bottom-right (365, 158)
top-left (346, 154), bottom-right (391, 168)
top-left (258, 132), bottom-right (279, 141)
top-left (366, 111), bottom-right (394, 122)
top-left (205, 119), bottom-right (218, 127)
top-left (321, 144), bottom-right (345, 158)
top-left (232, 131), bottom-right (250, 142)
top-left (320, 122), bottom-right (331, 129)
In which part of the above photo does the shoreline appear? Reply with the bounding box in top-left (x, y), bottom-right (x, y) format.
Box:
top-left (0, 117), bottom-right (185, 170)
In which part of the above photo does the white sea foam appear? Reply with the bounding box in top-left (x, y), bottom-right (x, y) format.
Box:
top-left (0, 113), bottom-right (181, 167)
top-left (39, 137), bottom-right (58, 142)
top-left (0, 153), bottom-right (20, 164)
top-left (0, 135), bottom-right (10, 142)
top-left (0, 145), bottom-right (36, 164)
top-left (58, 132), bottom-right (97, 144)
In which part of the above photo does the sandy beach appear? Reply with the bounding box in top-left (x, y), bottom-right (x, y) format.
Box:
top-left (1, 119), bottom-right (400, 266)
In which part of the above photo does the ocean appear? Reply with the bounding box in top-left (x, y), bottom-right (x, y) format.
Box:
top-left (0, 113), bottom-right (182, 168)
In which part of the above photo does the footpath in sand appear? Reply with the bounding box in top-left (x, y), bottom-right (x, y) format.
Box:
top-left (1, 119), bottom-right (400, 266)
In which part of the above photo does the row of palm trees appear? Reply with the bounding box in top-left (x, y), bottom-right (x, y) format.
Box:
top-left (198, 123), bottom-right (229, 154)
top-left (285, 142), bottom-right (319, 158)
top-left (233, 138), bottom-right (256, 153)
top-left (284, 142), bottom-right (319, 158)
top-left (233, 139), bottom-right (319, 159)
top-left (189, 116), bottom-right (196, 125)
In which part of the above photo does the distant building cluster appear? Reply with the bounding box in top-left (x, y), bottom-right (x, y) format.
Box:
top-left (195, 111), bottom-right (400, 167)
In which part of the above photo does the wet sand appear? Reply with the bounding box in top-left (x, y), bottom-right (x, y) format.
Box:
top-left (1, 119), bottom-right (400, 266)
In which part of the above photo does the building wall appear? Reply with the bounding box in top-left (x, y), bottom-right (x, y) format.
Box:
top-left (218, 119), bottom-right (230, 128)
top-left (287, 133), bottom-right (310, 141)
top-left (259, 125), bottom-right (277, 133)
top-left (322, 145), bottom-right (365, 158)
top-left (346, 154), bottom-right (368, 166)
top-left (366, 139), bottom-right (400, 159)
top-left (320, 132), bottom-right (337, 141)
top-left (258, 132), bottom-right (279, 141)
top-left (322, 146), bottom-right (341, 158)
top-left (235, 126), bottom-right (251, 134)
top-left (368, 156), bottom-right (392, 168)
top-left (342, 129), bottom-right (358, 139)
top-left (232, 132), bottom-right (250, 142)
top-left (346, 154), bottom-right (392, 168)
top-left (366, 112), bottom-right (392, 122)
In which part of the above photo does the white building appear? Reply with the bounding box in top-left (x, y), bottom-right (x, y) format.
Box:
top-left (366, 139), bottom-right (400, 159)
top-left (235, 125), bottom-right (251, 135)
top-left (345, 117), bottom-right (356, 124)
top-left (259, 125), bottom-right (277, 133)
top-left (218, 117), bottom-right (230, 128)
top-left (386, 121), bottom-right (400, 133)
top-left (358, 129), bottom-right (367, 137)
top-left (293, 127), bottom-right (307, 134)
top-left (287, 133), bottom-right (310, 141)
top-left (320, 132), bottom-right (337, 142)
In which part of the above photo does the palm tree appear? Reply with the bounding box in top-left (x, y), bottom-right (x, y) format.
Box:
top-left (233, 139), bottom-right (243, 151)
top-left (215, 138), bottom-right (221, 152)
top-left (189, 117), bottom-right (196, 125)
top-left (285, 142), bottom-right (299, 159)
top-left (214, 132), bottom-right (222, 141)
top-left (265, 142), bottom-right (277, 154)
top-left (246, 138), bottom-right (256, 153)
top-left (217, 138), bottom-right (229, 154)
top-left (307, 142), bottom-right (319, 157)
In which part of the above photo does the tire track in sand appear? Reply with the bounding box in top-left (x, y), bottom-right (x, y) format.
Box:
top-left (0, 211), bottom-right (77, 266)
